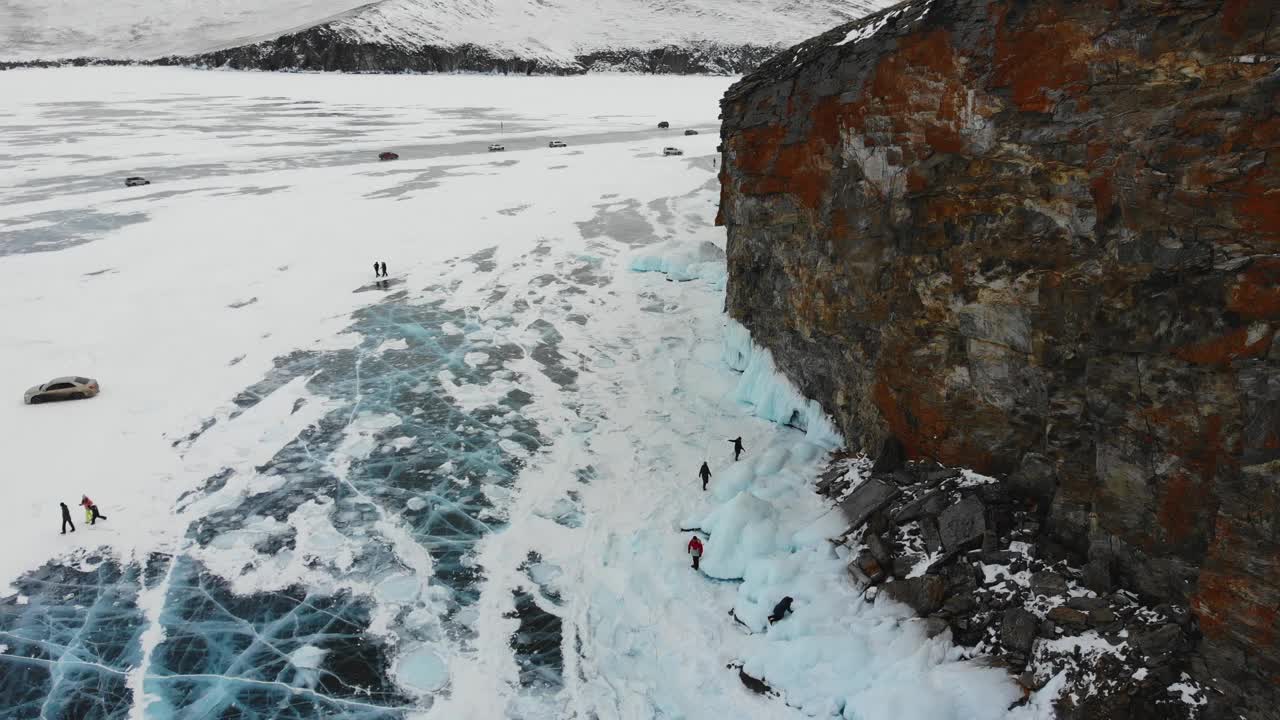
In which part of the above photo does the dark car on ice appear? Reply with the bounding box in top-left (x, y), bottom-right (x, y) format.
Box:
top-left (658, 121), bottom-right (670, 129)
top-left (379, 152), bottom-right (399, 161)
top-left (125, 177), bottom-right (150, 187)
top-left (684, 129), bottom-right (698, 136)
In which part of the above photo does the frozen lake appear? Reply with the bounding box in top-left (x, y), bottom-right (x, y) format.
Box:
top-left (0, 68), bottom-right (1020, 720)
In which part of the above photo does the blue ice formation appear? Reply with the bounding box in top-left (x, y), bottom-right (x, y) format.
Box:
top-left (722, 319), bottom-right (844, 448)
top-left (630, 240), bottom-right (728, 287)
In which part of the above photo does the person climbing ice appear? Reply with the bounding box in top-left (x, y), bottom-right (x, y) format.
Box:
top-left (60, 502), bottom-right (75, 535)
top-left (699, 461), bottom-right (712, 491)
top-left (687, 535), bottom-right (704, 570)
top-left (80, 495), bottom-right (107, 525)
top-left (768, 596), bottom-right (794, 624)
top-left (729, 436), bottom-right (745, 461)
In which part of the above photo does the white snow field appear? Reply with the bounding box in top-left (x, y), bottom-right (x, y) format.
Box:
top-left (0, 67), bottom-right (1041, 719)
top-left (0, 0), bottom-right (891, 63)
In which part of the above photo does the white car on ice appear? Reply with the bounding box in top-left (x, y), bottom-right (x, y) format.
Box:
top-left (662, 147), bottom-right (684, 156)
top-left (488, 143), bottom-right (505, 152)
top-left (548, 140), bottom-right (567, 148)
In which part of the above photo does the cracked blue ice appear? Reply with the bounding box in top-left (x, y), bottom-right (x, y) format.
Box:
top-left (2, 286), bottom-right (563, 717)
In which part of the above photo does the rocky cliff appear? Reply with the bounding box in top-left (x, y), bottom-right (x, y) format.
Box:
top-left (154, 28), bottom-right (781, 75)
top-left (718, 0), bottom-right (1279, 716)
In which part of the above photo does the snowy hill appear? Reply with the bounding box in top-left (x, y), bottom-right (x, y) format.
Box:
top-left (1, 0), bottom-right (896, 72)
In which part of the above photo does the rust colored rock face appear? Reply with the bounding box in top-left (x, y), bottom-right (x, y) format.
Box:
top-left (719, 0), bottom-right (1278, 715)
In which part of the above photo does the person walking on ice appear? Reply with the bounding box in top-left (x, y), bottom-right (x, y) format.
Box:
top-left (81, 495), bottom-right (107, 525)
top-left (373, 261), bottom-right (382, 278)
top-left (687, 535), bottom-right (704, 570)
top-left (60, 502), bottom-right (75, 535)
top-left (768, 596), bottom-right (794, 624)
top-left (729, 437), bottom-right (744, 461)
top-left (699, 461), bottom-right (711, 491)
top-left (379, 261), bottom-right (387, 277)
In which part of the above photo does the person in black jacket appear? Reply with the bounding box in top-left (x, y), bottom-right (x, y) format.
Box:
top-left (768, 596), bottom-right (794, 624)
top-left (373, 261), bottom-right (381, 278)
top-left (699, 461), bottom-right (711, 491)
top-left (729, 437), bottom-right (744, 461)
top-left (60, 502), bottom-right (75, 534)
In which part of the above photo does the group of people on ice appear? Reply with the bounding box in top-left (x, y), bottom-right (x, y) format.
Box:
top-left (686, 437), bottom-right (795, 627)
top-left (59, 495), bottom-right (107, 534)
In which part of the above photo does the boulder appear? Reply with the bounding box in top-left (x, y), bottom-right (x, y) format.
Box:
top-left (1029, 570), bottom-right (1069, 598)
top-left (922, 468), bottom-right (962, 486)
top-left (1047, 607), bottom-right (1089, 630)
top-left (1001, 608), bottom-right (1039, 657)
top-left (869, 436), bottom-right (905, 474)
top-left (1082, 558), bottom-right (1114, 595)
top-left (924, 615), bottom-right (951, 639)
top-left (837, 478), bottom-right (899, 533)
top-left (1066, 596), bottom-right (1109, 612)
top-left (938, 496), bottom-right (986, 554)
top-left (919, 517), bottom-right (943, 555)
top-left (851, 549), bottom-right (887, 584)
top-left (865, 532), bottom-right (894, 570)
top-left (1088, 607), bottom-right (1118, 627)
top-left (879, 575), bottom-right (945, 616)
top-left (1135, 624), bottom-right (1186, 666)
top-left (893, 490), bottom-right (948, 524)
top-left (1008, 452), bottom-right (1057, 509)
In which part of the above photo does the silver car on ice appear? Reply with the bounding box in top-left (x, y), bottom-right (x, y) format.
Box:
top-left (24, 376), bottom-right (100, 404)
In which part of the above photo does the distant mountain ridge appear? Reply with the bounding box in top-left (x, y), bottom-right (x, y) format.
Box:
top-left (0, 0), bottom-right (896, 73)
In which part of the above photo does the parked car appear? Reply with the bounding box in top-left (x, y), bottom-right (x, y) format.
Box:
top-left (684, 129), bottom-right (698, 136)
top-left (125, 177), bottom-right (150, 187)
top-left (663, 147), bottom-right (684, 156)
top-left (548, 140), bottom-right (567, 148)
top-left (658, 121), bottom-right (670, 129)
top-left (379, 151), bottom-right (399, 161)
top-left (488, 143), bottom-right (505, 152)
top-left (24, 376), bottom-right (99, 405)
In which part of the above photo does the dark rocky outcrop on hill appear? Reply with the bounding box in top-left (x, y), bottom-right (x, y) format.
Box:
top-left (153, 27), bottom-right (781, 75)
top-left (718, 0), bottom-right (1278, 717)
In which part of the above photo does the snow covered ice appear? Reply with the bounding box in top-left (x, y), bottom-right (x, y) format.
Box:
top-left (0, 67), bottom-right (1036, 719)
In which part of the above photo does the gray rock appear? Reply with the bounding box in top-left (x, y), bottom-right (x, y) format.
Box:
top-left (1136, 624), bottom-right (1186, 666)
top-left (838, 478), bottom-right (900, 533)
top-left (852, 549), bottom-right (887, 584)
top-left (1008, 452), bottom-right (1057, 508)
top-left (894, 490), bottom-right (949, 524)
top-left (981, 550), bottom-right (1023, 565)
top-left (869, 436), bottom-right (905, 474)
top-left (1082, 558), bottom-right (1114, 594)
top-left (1088, 607), bottom-right (1117, 626)
top-left (879, 575), bottom-right (945, 616)
top-left (891, 469), bottom-right (917, 486)
top-left (1029, 570), bottom-right (1069, 597)
top-left (924, 615), bottom-right (950, 638)
top-left (892, 556), bottom-right (917, 579)
top-left (920, 517), bottom-right (943, 555)
top-left (922, 468), bottom-right (962, 486)
top-left (1066, 596), bottom-right (1108, 612)
top-left (1001, 608), bottom-right (1039, 656)
top-left (938, 496), bottom-right (986, 553)
top-left (865, 532), bottom-right (894, 569)
top-left (1047, 606), bottom-right (1089, 629)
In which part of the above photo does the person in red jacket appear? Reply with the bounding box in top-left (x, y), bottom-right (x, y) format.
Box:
top-left (687, 535), bottom-right (704, 570)
top-left (80, 495), bottom-right (107, 525)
